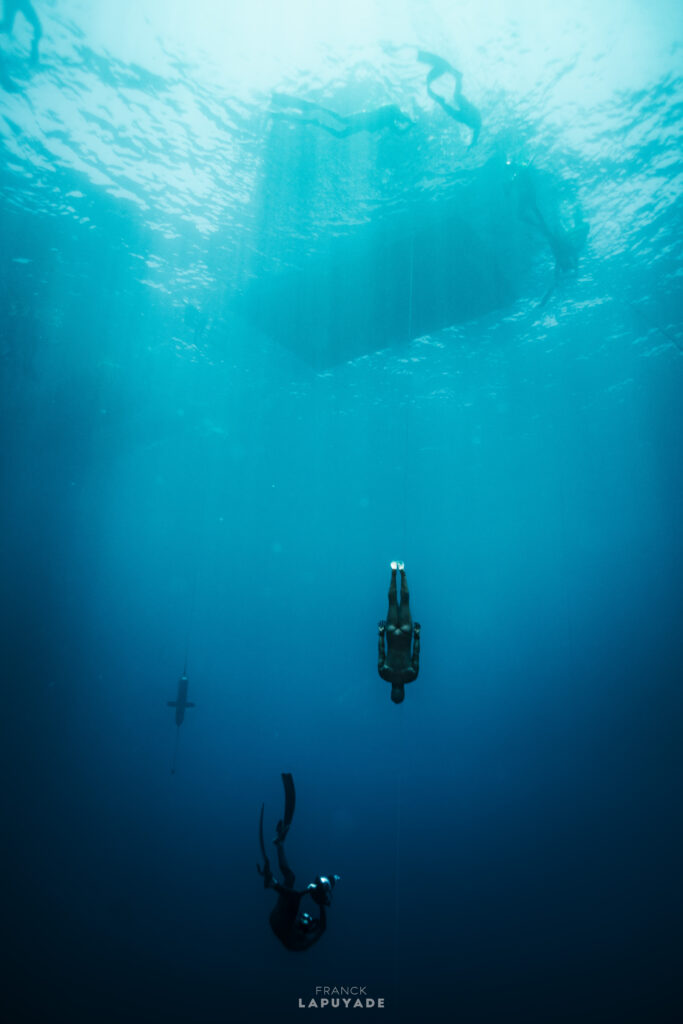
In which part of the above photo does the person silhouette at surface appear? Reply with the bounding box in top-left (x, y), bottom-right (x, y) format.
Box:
top-left (270, 93), bottom-right (413, 137)
top-left (418, 50), bottom-right (481, 146)
top-left (257, 773), bottom-right (340, 952)
top-left (378, 561), bottom-right (421, 704)
top-left (1, 0), bottom-right (42, 64)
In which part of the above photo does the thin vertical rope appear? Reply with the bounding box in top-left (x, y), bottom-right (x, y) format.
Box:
top-left (402, 411), bottom-right (409, 553)
top-left (183, 569), bottom-right (197, 673)
top-left (407, 233), bottom-right (415, 343)
top-left (392, 708), bottom-right (404, 1002)
top-left (171, 726), bottom-right (180, 775)
top-left (402, 233), bottom-right (415, 553)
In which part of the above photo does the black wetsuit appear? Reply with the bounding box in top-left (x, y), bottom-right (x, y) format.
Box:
top-left (268, 872), bottom-right (327, 950)
top-left (378, 565), bottom-right (420, 703)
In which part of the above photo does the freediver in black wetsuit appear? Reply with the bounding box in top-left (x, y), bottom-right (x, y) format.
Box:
top-left (270, 93), bottom-right (414, 137)
top-left (257, 773), bottom-right (340, 952)
top-left (1, 0), bottom-right (42, 64)
top-left (378, 561), bottom-right (421, 704)
top-left (417, 50), bottom-right (481, 146)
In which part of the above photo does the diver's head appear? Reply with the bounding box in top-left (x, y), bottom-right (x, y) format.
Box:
top-left (317, 875), bottom-right (340, 893)
top-left (391, 686), bottom-right (405, 704)
top-left (298, 912), bottom-right (316, 932)
top-left (307, 875), bottom-right (339, 906)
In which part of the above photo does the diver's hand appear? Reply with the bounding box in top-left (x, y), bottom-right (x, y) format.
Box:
top-left (413, 622), bottom-right (421, 633)
top-left (378, 620), bottom-right (386, 632)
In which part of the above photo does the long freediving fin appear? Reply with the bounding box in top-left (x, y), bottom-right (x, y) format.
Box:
top-left (281, 772), bottom-right (296, 830)
top-left (257, 802), bottom-right (273, 883)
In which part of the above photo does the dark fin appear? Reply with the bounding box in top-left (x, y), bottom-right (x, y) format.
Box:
top-left (167, 701), bottom-right (178, 707)
top-left (185, 702), bottom-right (196, 708)
top-left (281, 772), bottom-right (296, 829)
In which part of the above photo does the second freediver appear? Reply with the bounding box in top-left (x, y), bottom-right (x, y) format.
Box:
top-left (257, 773), bottom-right (340, 952)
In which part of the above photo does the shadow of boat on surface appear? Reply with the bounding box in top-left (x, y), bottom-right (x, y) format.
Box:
top-left (235, 157), bottom-right (552, 369)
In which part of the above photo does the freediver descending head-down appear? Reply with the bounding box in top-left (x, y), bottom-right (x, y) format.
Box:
top-left (378, 562), bottom-right (421, 704)
top-left (258, 773), bottom-right (340, 952)
top-left (167, 662), bottom-right (195, 774)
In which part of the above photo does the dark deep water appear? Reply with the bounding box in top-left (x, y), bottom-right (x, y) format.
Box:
top-left (2, 2), bottom-right (682, 1022)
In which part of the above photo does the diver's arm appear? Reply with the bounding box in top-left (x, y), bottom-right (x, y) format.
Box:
top-left (411, 624), bottom-right (421, 674)
top-left (378, 623), bottom-right (387, 671)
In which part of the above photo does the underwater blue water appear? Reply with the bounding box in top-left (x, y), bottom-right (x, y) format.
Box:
top-left (2, 1), bottom-right (682, 1021)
